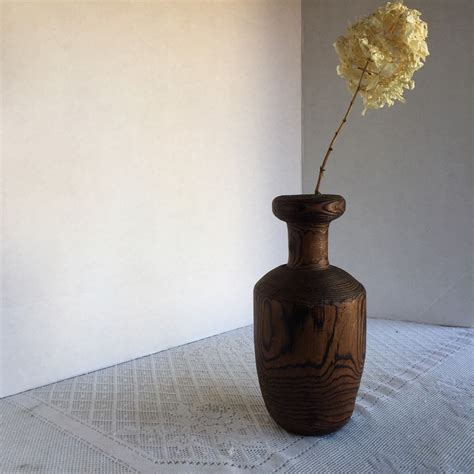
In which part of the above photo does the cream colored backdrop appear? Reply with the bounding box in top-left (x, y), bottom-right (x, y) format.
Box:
top-left (1, 1), bottom-right (301, 397)
top-left (302, 0), bottom-right (473, 327)
top-left (2, 0), bottom-right (472, 398)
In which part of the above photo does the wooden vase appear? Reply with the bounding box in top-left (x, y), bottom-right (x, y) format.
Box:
top-left (254, 194), bottom-right (366, 435)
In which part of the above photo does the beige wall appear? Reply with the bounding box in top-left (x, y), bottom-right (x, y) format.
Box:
top-left (1, 1), bottom-right (301, 397)
top-left (302, 0), bottom-right (473, 326)
top-left (3, 0), bottom-right (471, 398)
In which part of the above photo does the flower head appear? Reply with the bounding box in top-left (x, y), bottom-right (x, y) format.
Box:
top-left (334, 2), bottom-right (429, 113)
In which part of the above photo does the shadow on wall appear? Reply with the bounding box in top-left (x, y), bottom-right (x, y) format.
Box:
top-left (302, 0), bottom-right (473, 327)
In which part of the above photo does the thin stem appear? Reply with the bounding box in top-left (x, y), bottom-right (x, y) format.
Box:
top-left (314, 59), bottom-right (370, 194)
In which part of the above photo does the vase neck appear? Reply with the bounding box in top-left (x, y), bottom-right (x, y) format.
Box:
top-left (272, 194), bottom-right (346, 270)
top-left (287, 222), bottom-right (329, 269)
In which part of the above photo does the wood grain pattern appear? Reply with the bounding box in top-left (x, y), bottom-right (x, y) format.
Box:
top-left (254, 194), bottom-right (366, 435)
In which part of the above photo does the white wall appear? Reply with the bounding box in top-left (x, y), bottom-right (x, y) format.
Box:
top-left (302, 0), bottom-right (473, 326)
top-left (1, 1), bottom-right (301, 397)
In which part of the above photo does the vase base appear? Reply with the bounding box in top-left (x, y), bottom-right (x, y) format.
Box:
top-left (272, 416), bottom-right (351, 437)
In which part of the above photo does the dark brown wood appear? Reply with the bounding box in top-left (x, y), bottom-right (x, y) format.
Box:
top-left (254, 194), bottom-right (366, 435)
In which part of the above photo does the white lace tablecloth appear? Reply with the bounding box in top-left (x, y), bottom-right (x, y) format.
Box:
top-left (2, 319), bottom-right (473, 473)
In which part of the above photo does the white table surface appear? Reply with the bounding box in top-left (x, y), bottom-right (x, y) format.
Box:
top-left (2, 318), bottom-right (473, 473)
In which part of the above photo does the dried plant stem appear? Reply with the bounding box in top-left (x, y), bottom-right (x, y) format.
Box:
top-left (314, 59), bottom-right (370, 194)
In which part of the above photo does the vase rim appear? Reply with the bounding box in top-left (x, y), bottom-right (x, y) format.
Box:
top-left (272, 194), bottom-right (346, 224)
top-left (274, 193), bottom-right (345, 202)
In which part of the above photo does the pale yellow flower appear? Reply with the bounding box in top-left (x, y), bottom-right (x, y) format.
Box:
top-left (334, 2), bottom-right (429, 113)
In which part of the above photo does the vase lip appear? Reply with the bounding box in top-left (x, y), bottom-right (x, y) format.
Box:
top-left (273, 193), bottom-right (345, 203)
top-left (272, 194), bottom-right (346, 224)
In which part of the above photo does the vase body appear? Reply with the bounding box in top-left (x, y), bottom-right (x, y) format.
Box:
top-left (254, 194), bottom-right (366, 435)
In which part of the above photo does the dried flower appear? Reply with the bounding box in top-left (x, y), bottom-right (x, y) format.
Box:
top-left (314, 2), bottom-right (429, 193)
top-left (334, 2), bottom-right (429, 114)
